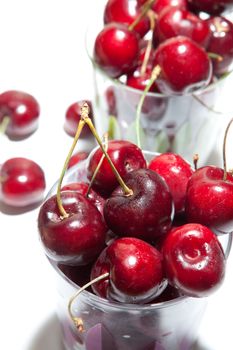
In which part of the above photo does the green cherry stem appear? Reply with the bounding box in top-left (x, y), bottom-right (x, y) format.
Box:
top-left (223, 117), bottom-right (233, 181)
top-left (128, 0), bottom-right (155, 31)
top-left (68, 272), bottom-right (109, 332)
top-left (0, 116), bottom-right (10, 134)
top-left (140, 10), bottom-right (156, 76)
top-left (81, 103), bottom-right (133, 196)
top-left (56, 120), bottom-right (85, 219)
top-left (136, 65), bottom-right (161, 148)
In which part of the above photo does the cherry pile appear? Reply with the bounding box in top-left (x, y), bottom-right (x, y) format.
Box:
top-left (93, 0), bottom-right (233, 95)
top-left (37, 107), bottom-right (233, 317)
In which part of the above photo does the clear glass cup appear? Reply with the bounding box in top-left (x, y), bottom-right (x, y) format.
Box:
top-left (44, 150), bottom-right (232, 350)
top-left (85, 1), bottom-right (233, 166)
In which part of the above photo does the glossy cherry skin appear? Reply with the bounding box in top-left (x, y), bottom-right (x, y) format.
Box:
top-left (67, 151), bottom-right (89, 169)
top-left (148, 152), bottom-right (194, 215)
top-left (162, 223), bottom-right (226, 297)
top-left (94, 23), bottom-right (140, 78)
top-left (38, 191), bottom-right (107, 265)
top-left (153, 36), bottom-right (212, 94)
top-left (64, 100), bottom-right (93, 138)
top-left (138, 0), bottom-right (187, 14)
top-left (87, 140), bottom-right (147, 196)
top-left (153, 7), bottom-right (211, 48)
top-left (91, 237), bottom-right (167, 303)
top-left (104, 168), bottom-right (174, 242)
top-left (61, 182), bottom-right (105, 216)
top-left (0, 157), bottom-right (45, 207)
top-left (104, 0), bottom-right (150, 38)
top-left (206, 16), bottom-right (233, 76)
top-left (185, 166), bottom-right (233, 234)
top-left (0, 90), bottom-right (40, 139)
top-left (187, 0), bottom-right (233, 15)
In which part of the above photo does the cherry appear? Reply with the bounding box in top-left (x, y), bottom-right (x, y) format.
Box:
top-left (0, 157), bottom-right (45, 207)
top-left (153, 7), bottom-right (211, 48)
top-left (104, 86), bottom-right (117, 117)
top-left (87, 140), bottom-right (147, 196)
top-left (206, 16), bottom-right (233, 76)
top-left (162, 223), bottom-right (226, 297)
top-left (67, 151), bottom-right (89, 169)
top-left (187, 0), bottom-right (233, 15)
top-left (58, 262), bottom-right (93, 288)
top-left (38, 191), bottom-right (107, 265)
top-left (64, 100), bottom-right (93, 138)
top-left (104, 168), bottom-right (174, 242)
top-left (61, 182), bottom-right (105, 215)
top-left (94, 23), bottom-right (140, 78)
top-left (91, 237), bottom-right (167, 303)
top-left (126, 66), bottom-right (160, 92)
top-left (138, 0), bottom-right (187, 14)
top-left (148, 152), bottom-right (194, 215)
top-left (185, 166), bottom-right (233, 234)
top-left (104, 0), bottom-right (150, 38)
top-left (0, 90), bottom-right (40, 139)
top-left (153, 36), bottom-right (212, 94)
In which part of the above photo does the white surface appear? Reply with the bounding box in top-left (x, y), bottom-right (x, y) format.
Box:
top-left (0, 1), bottom-right (233, 350)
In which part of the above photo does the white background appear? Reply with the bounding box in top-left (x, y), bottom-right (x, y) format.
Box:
top-left (0, 1), bottom-right (233, 349)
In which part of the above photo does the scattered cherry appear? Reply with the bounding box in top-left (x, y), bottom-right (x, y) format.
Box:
top-left (64, 100), bottom-right (93, 138)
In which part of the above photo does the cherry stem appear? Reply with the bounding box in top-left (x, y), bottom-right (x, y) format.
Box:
top-left (208, 52), bottom-right (223, 62)
top-left (136, 65), bottom-right (161, 148)
top-left (128, 0), bottom-right (155, 31)
top-left (0, 116), bottom-right (10, 134)
top-left (140, 10), bottom-right (156, 76)
top-left (87, 132), bottom-right (109, 196)
top-left (81, 103), bottom-right (133, 196)
top-left (56, 120), bottom-right (85, 219)
top-left (193, 154), bottom-right (199, 171)
top-left (223, 118), bottom-right (233, 181)
top-left (68, 272), bottom-right (109, 332)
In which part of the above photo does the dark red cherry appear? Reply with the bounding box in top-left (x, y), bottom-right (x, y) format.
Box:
top-left (138, 0), bottom-right (187, 14)
top-left (185, 166), bottom-right (233, 234)
top-left (64, 100), bottom-right (93, 138)
top-left (87, 140), bottom-right (147, 196)
top-left (126, 66), bottom-right (160, 92)
top-left (38, 191), bottom-right (107, 265)
top-left (153, 7), bottom-right (211, 48)
top-left (94, 23), bottom-right (140, 78)
top-left (104, 0), bottom-right (150, 38)
top-left (0, 90), bottom-right (40, 139)
top-left (162, 223), bottom-right (226, 297)
top-left (67, 151), bottom-right (89, 169)
top-left (153, 36), bottom-right (212, 94)
top-left (148, 152), bottom-right (194, 215)
top-left (61, 182), bottom-right (105, 216)
top-left (187, 0), bottom-right (233, 15)
top-left (206, 16), bottom-right (233, 76)
top-left (91, 237), bottom-right (167, 303)
top-left (104, 168), bottom-right (174, 242)
top-left (0, 157), bottom-right (45, 207)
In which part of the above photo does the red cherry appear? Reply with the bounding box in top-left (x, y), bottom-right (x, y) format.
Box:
top-left (94, 23), bottom-right (140, 78)
top-left (61, 182), bottom-right (105, 216)
top-left (38, 191), bottom-right (107, 265)
top-left (162, 223), bottom-right (226, 297)
top-left (0, 90), bottom-right (40, 139)
top-left (87, 140), bottom-right (147, 196)
top-left (104, 86), bottom-right (117, 117)
top-left (126, 66), bottom-right (160, 92)
top-left (138, 0), bottom-right (187, 14)
top-left (104, 168), bottom-right (174, 242)
top-left (185, 166), bottom-right (233, 234)
top-left (187, 0), bottom-right (233, 15)
top-left (206, 16), bottom-right (233, 76)
top-left (91, 237), bottom-right (167, 303)
top-left (64, 100), bottom-right (93, 138)
top-left (104, 0), bottom-right (150, 38)
top-left (0, 157), bottom-right (45, 207)
top-left (67, 151), bottom-right (89, 169)
top-left (153, 7), bottom-right (211, 48)
top-left (148, 152), bottom-right (194, 215)
top-left (153, 36), bottom-right (212, 94)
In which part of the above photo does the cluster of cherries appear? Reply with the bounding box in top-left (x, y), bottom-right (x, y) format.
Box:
top-left (37, 103), bottom-right (232, 331)
top-left (93, 0), bottom-right (233, 95)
